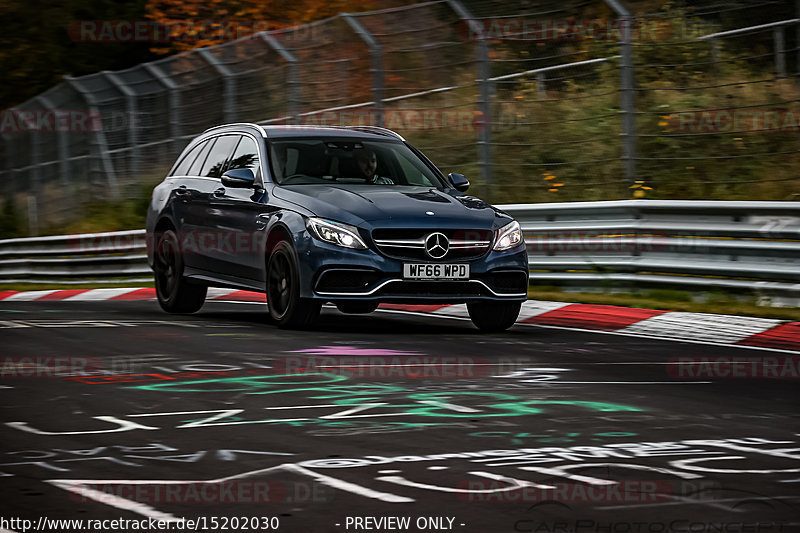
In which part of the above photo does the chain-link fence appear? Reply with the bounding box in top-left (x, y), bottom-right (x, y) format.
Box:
top-left (1, 0), bottom-right (798, 236)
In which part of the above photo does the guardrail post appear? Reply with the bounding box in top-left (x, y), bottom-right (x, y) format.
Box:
top-left (447, 0), bottom-right (492, 201)
top-left (143, 63), bottom-right (182, 157)
top-left (605, 0), bottom-right (637, 187)
top-left (773, 26), bottom-right (787, 77)
top-left (198, 49), bottom-right (237, 123)
top-left (63, 76), bottom-right (119, 199)
top-left (260, 33), bottom-right (301, 122)
top-left (342, 14), bottom-right (384, 127)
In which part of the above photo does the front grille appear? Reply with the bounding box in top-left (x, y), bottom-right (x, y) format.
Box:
top-left (315, 269), bottom-right (384, 293)
top-left (372, 228), bottom-right (492, 261)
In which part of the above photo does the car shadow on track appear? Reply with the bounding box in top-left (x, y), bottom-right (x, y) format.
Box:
top-left (195, 303), bottom-right (528, 337)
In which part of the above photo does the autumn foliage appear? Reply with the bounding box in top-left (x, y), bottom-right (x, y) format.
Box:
top-left (145, 0), bottom-right (377, 54)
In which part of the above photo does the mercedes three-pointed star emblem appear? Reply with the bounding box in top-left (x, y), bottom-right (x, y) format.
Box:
top-left (424, 232), bottom-right (449, 259)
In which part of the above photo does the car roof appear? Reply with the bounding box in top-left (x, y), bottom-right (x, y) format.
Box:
top-left (202, 123), bottom-right (404, 142)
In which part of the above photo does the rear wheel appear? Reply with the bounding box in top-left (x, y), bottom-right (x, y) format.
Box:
top-left (467, 301), bottom-right (522, 332)
top-left (267, 241), bottom-right (321, 329)
top-left (336, 302), bottom-right (379, 314)
top-left (154, 229), bottom-right (207, 313)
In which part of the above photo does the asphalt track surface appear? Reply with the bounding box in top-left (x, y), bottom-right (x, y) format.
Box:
top-left (1, 299), bottom-right (799, 533)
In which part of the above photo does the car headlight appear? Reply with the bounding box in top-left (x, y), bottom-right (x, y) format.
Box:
top-left (306, 217), bottom-right (367, 250)
top-left (493, 220), bottom-right (523, 251)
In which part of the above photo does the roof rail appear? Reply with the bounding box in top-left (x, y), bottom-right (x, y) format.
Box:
top-left (203, 122), bottom-right (267, 137)
top-left (342, 126), bottom-right (405, 141)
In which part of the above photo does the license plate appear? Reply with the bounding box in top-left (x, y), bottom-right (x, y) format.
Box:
top-left (403, 263), bottom-right (469, 280)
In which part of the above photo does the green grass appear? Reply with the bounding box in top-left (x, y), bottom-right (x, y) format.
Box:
top-left (0, 281), bottom-right (152, 292)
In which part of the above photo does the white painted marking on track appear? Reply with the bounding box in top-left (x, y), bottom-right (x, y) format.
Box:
top-left (376, 307), bottom-right (800, 354)
top-left (65, 288), bottom-right (137, 301)
top-left (431, 304), bottom-right (470, 317)
top-left (206, 288), bottom-right (241, 299)
top-left (517, 300), bottom-right (573, 320)
top-left (619, 312), bottom-right (784, 344)
top-left (431, 301), bottom-right (572, 320)
top-left (546, 381), bottom-right (712, 384)
top-left (283, 464), bottom-right (413, 503)
top-left (2, 290), bottom-right (58, 301)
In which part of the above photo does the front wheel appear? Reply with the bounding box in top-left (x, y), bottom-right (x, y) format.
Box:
top-left (153, 229), bottom-right (207, 313)
top-left (267, 241), bottom-right (321, 329)
top-left (467, 301), bottom-right (522, 332)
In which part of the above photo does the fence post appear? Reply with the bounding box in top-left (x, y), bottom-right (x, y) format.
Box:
top-left (710, 38), bottom-right (721, 77)
top-left (342, 14), bottom-right (384, 127)
top-left (198, 49), bottom-right (237, 123)
top-left (605, 0), bottom-right (637, 187)
top-left (63, 76), bottom-right (119, 198)
top-left (773, 26), bottom-right (786, 77)
top-left (25, 112), bottom-right (42, 235)
top-left (143, 63), bottom-right (182, 157)
top-left (36, 95), bottom-right (70, 190)
top-left (447, 0), bottom-right (492, 201)
top-left (104, 72), bottom-right (139, 187)
top-left (27, 194), bottom-right (38, 236)
top-left (261, 33), bottom-right (301, 121)
top-left (536, 72), bottom-right (547, 100)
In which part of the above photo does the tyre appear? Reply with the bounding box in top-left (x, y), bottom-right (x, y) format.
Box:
top-left (153, 229), bottom-right (207, 313)
top-left (467, 301), bottom-right (522, 332)
top-left (336, 302), bottom-right (379, 314)
top-left (267, 241), bottom-right (321, 329)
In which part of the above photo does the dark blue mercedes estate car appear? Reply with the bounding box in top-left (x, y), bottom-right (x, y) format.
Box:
top-left (146, 123), bottom-right (528, 331)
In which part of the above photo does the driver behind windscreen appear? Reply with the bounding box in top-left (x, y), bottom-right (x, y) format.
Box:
top-left (355, 149), bottom-right (393, 184)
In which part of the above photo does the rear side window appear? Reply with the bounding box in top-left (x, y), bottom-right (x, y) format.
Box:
top-left (171, 140), bottom-right (207, 177)
top-left (187, 139), bottom-right (214, 176)
top-left (202, 135), bottom-right (239, 179)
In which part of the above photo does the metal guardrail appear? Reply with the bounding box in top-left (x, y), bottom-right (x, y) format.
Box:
top-left (1, 201), bottom-right (799, 302)
top-left (0, 229), bottom-right (151, 284)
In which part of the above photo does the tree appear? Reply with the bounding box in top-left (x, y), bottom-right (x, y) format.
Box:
top-left (0, 0), bottom-right (155, 109)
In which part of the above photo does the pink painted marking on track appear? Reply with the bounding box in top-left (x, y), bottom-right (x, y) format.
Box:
top-left (288, 346), bottom-right (425, 356)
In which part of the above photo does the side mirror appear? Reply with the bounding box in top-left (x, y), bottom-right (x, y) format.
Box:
top-left (222, 168), bottom-right (255, 188)
top-left (448, 172), bottom-right (470, 192)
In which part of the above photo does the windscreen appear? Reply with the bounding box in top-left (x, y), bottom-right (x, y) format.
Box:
top-left (267, 139), bottom-right (445, 188)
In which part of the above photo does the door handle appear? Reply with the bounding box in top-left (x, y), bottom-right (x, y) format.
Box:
top-left (212, 187), bottom-right (226, 198)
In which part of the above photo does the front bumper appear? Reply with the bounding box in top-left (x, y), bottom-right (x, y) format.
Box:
top-left (295, 232), bottom-right (528, 304)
